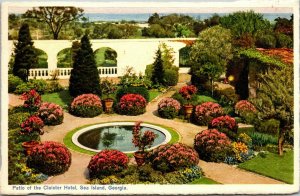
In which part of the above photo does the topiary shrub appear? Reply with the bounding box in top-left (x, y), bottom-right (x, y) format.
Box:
top-left (163, 69), bottom-right (178, 86)
top-left (194, 129), bottom-right (232, 162)
top-left (148, 143), bottom-right (199, 172)
top-left (27, 141), bottom-right (71, 175)
top-left (8, 74), bottom-right (24, 93)
top-left (70, 94), bottom-right (103, 117)
top-left (208, 115), bottom-right (238, 140)
top-left (8, 112), bottom-right (30, 129)
top-left (117, 94), bottom-right (147, 115)
top-left (194, 102), bottom-right (224, 125)
top-left (157, 98), bottom-right (181, 119)
top-left (38, 102), bottom-right (64, 125)
top-left (44, 81), bottom-right (64, 94)
top-left (116, 86), bottom-right (150, 102)
top-left (88, 149), bottom-right (129, 178)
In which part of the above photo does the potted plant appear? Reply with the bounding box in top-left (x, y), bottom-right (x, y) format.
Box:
top-left (179, 85), bottom-right (198, 119)
top-left (100, 79), bottom-right (117, 113)
top-left (20, 115), bottom-right (44, 155)
top-left (132, 121), bottom-right (157, 166)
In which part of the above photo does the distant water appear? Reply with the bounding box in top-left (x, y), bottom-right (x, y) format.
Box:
top-left (84, 13), bottom-right (292, 23)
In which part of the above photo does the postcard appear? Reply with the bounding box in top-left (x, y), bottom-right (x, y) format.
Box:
top-left (1, 0), bottom-right (299, 195)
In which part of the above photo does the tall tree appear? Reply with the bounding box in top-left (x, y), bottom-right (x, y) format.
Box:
top-left (69, 34), bottom-right (101, 97)
top-left (25, 7), bottom-right (83, 39)
top-left (190, 25), bottom-right (232, 95)
top-left (151, 48), bottom-right (164, 85)
top-left (13, 23), bottom-right (38, 82)
top-left (251, 65), bottom-right (293, 156)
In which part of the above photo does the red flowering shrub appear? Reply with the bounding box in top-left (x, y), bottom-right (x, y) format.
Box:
top-left (27, 141), bottom-right (71, 175)
top-left (132, 121), bottom-right (157, 153)
top-left (179, 85), bottom-right (197, 100)
top-left (194, 102), bottom-right (224, 125)
top-left (70, 94), bottom-right (103, 117)
top-left (20, 115), bottom-right (44, 135)
top-left (38, 102), bottom-right (64, 125)
top-left (148, 143), bottom-right (199, 172)
top-left (118, 94), bottom-right (147, 115)
top-left (20, 89), bottom-right (41, 111)
top-left (158, 98), bottom-right (181, 119)
top-left (235, 100), bottom-right (256, 115)
top-left (235, 100), bottom-right (256, 123)
top-left (194, 129), bottom-right (232, 162)
top-left (88, 149), bottom-right (129, 178)
top-left (208, 115), bottom-right (238, 140)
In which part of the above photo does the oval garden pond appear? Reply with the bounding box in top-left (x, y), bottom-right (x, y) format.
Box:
top-left (71, 122), bottom-right (172, 153)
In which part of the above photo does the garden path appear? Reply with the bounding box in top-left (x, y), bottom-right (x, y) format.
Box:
top-left (9, 84), bottom-right (284, 184)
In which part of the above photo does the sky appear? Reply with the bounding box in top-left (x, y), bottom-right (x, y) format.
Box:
top-left (7, 1), bottom-right (293, 14)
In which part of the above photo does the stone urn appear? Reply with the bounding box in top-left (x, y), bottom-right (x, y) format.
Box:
top-left (22, 141), bottom-right (40, 155)
top-left (133, 151), bottom-right (147, 167)
top-left (183, 104), bottom-right (193, 120)
top-left (103, 98), bottom-right (114, 113)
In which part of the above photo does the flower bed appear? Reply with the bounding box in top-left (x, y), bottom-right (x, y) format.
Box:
top-left (194, 129), bottom-right (232, 162)
top-left (70, 94), bottom-right (103, 117)
top-left (88, 149), bottom-right (129, 178)
top-left (118, 94), bottom-right (147, 115)
top-left (20, 89), bottom-right (41, 112)
top-left (208, 115), bottom-right (238, 140)
top-left (38, 102), bottom-right (64, 125)
top-left (20, 115), bottom-right (44, 136)
top-left (27, 141), bottom-right (71, 175)
top-left (157, 98), bottom-right (181, 119)
top-left (235, 100), bottom-right (256, 123)
top-left (179, 85), bottom-right (197, 100)
top-left (148, 143), bottom-right (199, 172)
top-left (194, 102), bottom-right (224, 125)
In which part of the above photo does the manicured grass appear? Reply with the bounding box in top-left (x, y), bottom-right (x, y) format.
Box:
top-left (41, 90), bottom-right (73, 108)
top-left (196, 95), bottom-right (217, 104)
top-left (149, 90), bottom-right (161, 101)
top-left (238, 150), bottom-right (294, 184)
top-left (190, 177), bottom-right (221, 184)
top-left (63, 121), bottom-right (180, 156)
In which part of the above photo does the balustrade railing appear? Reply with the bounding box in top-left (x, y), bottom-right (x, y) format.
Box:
top-left (28, 67), bottom-right (118, 79)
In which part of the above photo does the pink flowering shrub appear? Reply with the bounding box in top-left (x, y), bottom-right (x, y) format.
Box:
top-left (118, 94), bottom-right (147, 115)
top-left (88, 149), bottom-right (129, 178)
top-left (27, 141), bottom-right (71, 175)
top-left (208, 115), bottom-right (238, 140)
top-left (158, 98), bottom-right (181, 119)
top-left (148, 143), bottom-right (199, 172)
top-left (179, 85), bottom-right (198, 100)
top-left (235, 100), bottom-right (257, 123)
top-left (194, 102), bottom-right (224, 125)
top-left (38, 102), bottom-right (64, 125)
top-left (132, 121), bottom-right (157, 153)
top-left (194, 129), bottom-right (232, 162)
top-left (20, 89), bottom-right (41, 112)
top-left (70, 94), bottom-right (103, 117)
top-left (20, 115), bottom-right (44, 136)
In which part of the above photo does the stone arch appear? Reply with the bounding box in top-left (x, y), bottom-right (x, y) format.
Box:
top-left (179, 46), bottom-right (192, 67)
top-left (57, 47), bottom-right (72, 68)
top-left (94, 47), bottom-right (117, 67)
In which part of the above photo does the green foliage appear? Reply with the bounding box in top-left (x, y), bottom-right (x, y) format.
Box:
top-left (239, 150), bottom-right (293, 184)
top-left (13, 23), bottom-right (38, 81)
top-left (220, 11), bottom-right (271, 39)
top-left (163, 69), bottom-right (178, 86)
top-left (254, 119), bottom-right (280, 135)
top-left (151, 48), bottom-right (165, 85)
top-left (247, 131), bottom-right (278, 148)
top-left (255, 33), bottom-right (277, 48)
top-left (179, 46), bottom-right (192, 67)
top-left (26, 7), bottom-right (83, 39)
top-left (94, 47), bottom-right (117, 67)
top-left (119, 67), bottom-right (152, 88)
top-left (274, 16), bottom-right (293, 37)
top-left (14, 79), bottom-right (63, 95)
top-left (276, 33), bottom-right (293, 48)
top-left (92, 23), bottom-right (139, 39)
top-left (239, 49), bottom-right (287, 68)
top-left (8, 74), bottom-right (24, 93)
top-left (8, 112), bottom-right (30, 129)
top-left (171, 92), bottom-right (198, 106)
top-left (69, 34), bottom-right (101, 97)
top-left (32, 48), bottom-right (48, 68)
top-left (116, 86), bottom-right (150, 102)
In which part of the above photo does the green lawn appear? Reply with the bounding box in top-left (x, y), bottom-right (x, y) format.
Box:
top-left (41, 90), bottom-right (73, 108)
top-left (190, 177), bottom-right (221, 184)
top-left (196, 95), bottom-right (217, 104)
top-left (238, 150), bottom-right (294, 184)
top-left (149, 90), bottom-right (161, 101)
